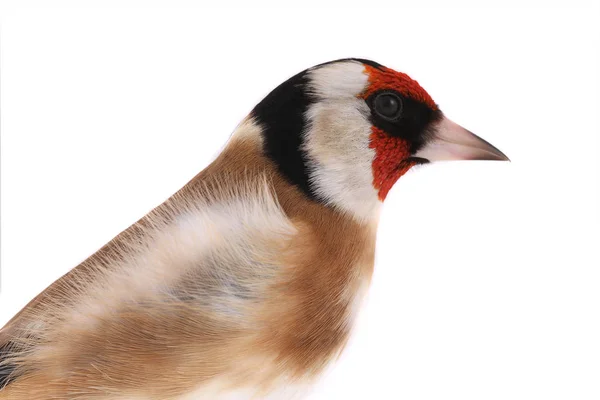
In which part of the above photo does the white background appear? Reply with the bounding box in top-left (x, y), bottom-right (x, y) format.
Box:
top-left (1, 1), bottom-right (599, 399)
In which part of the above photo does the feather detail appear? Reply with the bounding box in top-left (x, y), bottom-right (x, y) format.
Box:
top-left (0, 119), bottom-right (377, 399)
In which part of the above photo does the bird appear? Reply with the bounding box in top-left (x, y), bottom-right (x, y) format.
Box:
top-left (0, 58), bottom-right (509, 399)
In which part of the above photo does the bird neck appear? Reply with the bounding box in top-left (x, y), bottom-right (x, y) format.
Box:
top-left (226, 117), bottom-right (382, 225)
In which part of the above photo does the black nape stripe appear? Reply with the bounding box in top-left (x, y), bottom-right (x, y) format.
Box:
top-left (251, 69), bottom-right (316, 200)
top-left (251, 58), bottom-right (383, 199)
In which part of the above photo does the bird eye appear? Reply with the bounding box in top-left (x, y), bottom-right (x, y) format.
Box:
top-left (373, 93), bottom-right (403, 121)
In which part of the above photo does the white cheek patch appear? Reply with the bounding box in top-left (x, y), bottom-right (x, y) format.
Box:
top-left (232, 117), bottom-right (265, 145)
top-left (303, 62), bottom-right (381, 223)
top-left (307, 61), bottom-right (370, 99)
top-left (303, 100), bottom-right (380, 222)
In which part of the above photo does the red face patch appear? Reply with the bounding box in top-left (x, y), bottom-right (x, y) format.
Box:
top-left (368, 127), bottom-right (415, 201)
top-left (361, 65), bottom-right (436, 201)
top-left (362, 65), bottom-right (437, 109)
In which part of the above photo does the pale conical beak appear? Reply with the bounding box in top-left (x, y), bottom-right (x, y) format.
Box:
top-left (414, 117), bottom-right (510, 162)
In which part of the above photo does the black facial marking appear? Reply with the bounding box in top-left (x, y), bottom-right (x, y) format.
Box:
top-left (251, 58), bottom-right (384, 199)
top-left (251, 70), bottom-right (317, 199)
top-left (373, 93), bottom-right (403, 121)
top-left (365, 90), bottom-right (442, 153)
top-left (252, 58), bottom-right (436, 198)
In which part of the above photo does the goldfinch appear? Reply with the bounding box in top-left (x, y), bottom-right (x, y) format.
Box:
top-left (0, 58), bottom-right (508, 399)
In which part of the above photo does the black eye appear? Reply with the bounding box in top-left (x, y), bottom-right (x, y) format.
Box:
top-left (373, 93), bottom-right (403, 121)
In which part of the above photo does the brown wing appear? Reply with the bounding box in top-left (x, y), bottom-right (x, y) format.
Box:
top-left (0, 133), bottom-right (375, 399)
top-left (0, 199), bottom-right (159, 387)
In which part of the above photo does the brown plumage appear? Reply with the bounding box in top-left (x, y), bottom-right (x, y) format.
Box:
top-left (0, 58), bottom-right (507, 399)
top-left (1, 134), bottom-right (375, 399)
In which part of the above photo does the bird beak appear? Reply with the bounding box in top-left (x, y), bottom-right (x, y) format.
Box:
top-left (414, 117), bottom-right (510, 162)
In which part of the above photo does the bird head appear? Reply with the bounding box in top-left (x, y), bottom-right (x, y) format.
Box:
top-left (250, 58), bottom-right (508, 222)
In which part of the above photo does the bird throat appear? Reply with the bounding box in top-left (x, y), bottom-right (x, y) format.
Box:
top-left (369, 127), bottom-right (415, 201)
